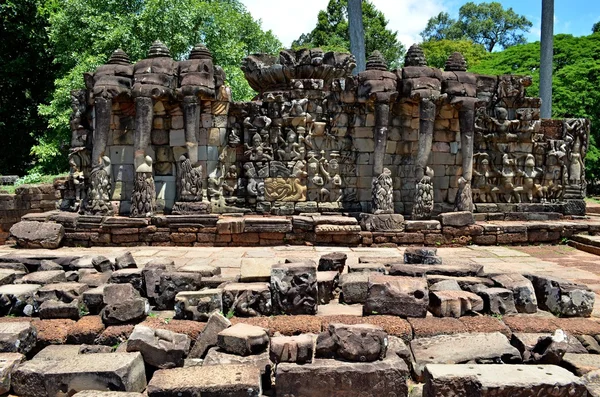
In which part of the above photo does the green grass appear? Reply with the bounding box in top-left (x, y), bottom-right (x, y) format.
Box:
top-left (0, 173), bottom-right (67, 194)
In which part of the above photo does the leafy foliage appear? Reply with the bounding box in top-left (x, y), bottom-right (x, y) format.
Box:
top-left (293, 0), bottom-right (405, 69)
top-left (34, 0), bottom-right (281, 175)
top-left (594, 21), bottom-right (600, 34)
top-left (0, 0), bottom-right (57, 175)
top-left (470, 34), bottom-right (600, 185)
top-left (421, 39), bottom-right (489, 70)
top-left (421, 2), bottom-right (532, 52)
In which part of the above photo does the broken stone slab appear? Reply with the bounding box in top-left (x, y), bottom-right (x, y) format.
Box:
top-left (147, 365), bottom-right (261, 397)
top-left (39, 260), bottom-right (63, 271)
top-left (579, 335), bottom-right (600, 354)
top-left (174, 289), bottom-right (223, 321)
top-left (429, 279), bottom-right (461, 291)
top-left (73, 392), bottom-right (144, 397)
top-left (187, 311), bottom-right (231, 359)
top-left (0, 322), bottom-right (36, 354)
top-left (39, 299), bottom-right (80, 320)
top-left (340, 272), bottom-right (370, 304)
top-left (79, 344), bottom-right (113, 354)
top-left (562, 353), bottom-right (600, 376)
top-left (239, 258), bottom-right (278, 282)
top-left (427, 275), bottom-right (494, 289)
top-left (364, 274), bottom-right (428, 318)
top-left (405, 220), bottom-right (441, 232)
top-left (422, 364), bottom-right (585, 397)
top-left (115, 252), bottom-right (137, 270)
top-left (479, 287), bottom-right (518, 315)
top-left (222, 282), bottom-right (272, 317)
top-left (103, 284), bottom-right (139, 305)
top-left (78, 269), bottom-right (112, 288)
top-left (0, 284), bottom-right (40, 316)
top-left (33, 344), bottom-right (81, 360)
top-left (530, 274), bottom-right (595, 317)
top-left (10, 221), bottom-right (64, 249)
top-left (491, 273), bottom-right (538, 313)
top-left (348, 263), bottom-right (386, 273)
top-left (141, 259), bottom-right (175, 304)
top-left (316, 323), bottom-right (388, 362)
top-left (360, 213), bottom-right (405, 232)
top-left (389, 262), bottom-right (483, 277)
top-left (17, 270), bottom-right (66, 285)
top-left (583, 369), bottom-right (600, 397)
top-left (202, 274), bottom-right (240, 289)
top-left (270, 334), bottom-right (314, 364)
top-left (437, 211), bottom-right (475, 227)
top-left (217, 323), bottom-right (269, 356)
top-left (317, 271), bottom-right (338, 305)
top-left (404, 247), bottom-right (442, 265)
top-left (101, 298), bottom-right (148, 325)
top-left (92, 256), bottom-right (114, 273)
top-left (177, 263), bottom-right (220, 277)
top-left (0, 353), bottom-right (24, 394)
top-left (126, 325), bottom-right (191, 369)
top-left (276, 355), bottom-right (409, 397)
top-left (204, 347), bottom-right (272, 388)
top-left (511, 332), bottom-right (587, 364)
top-left (82, 285), bottom-right (106, 314)
top-left (155, 272), bottom-right (203, 310)
top-left (13, 352), bottom-right (147, 397)
top-left (411, 332), bottom-right (521, 381)
top-left (0, 269), bottom-right (24, 286)
top-left (271, 262), bottom-right (318, 315)
top-left (109, 268), bottom-right (144, 296)
top-left (34, 282), bottom-right (88, 305)
top-left (318, 252), bottom-right (347, 272)
top-left (244, 217), bottom-right (292, 233)
top-left (428, 290), bottom-right (484, 317)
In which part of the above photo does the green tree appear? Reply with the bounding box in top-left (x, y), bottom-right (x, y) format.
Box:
top-left (34, 0), bottom-right (280, 174)
top-left (421, 2), bottom-right (532, 52)
top-left (593, 21), bottom-right (600, 33)
top-left (421, 39), bottom-right (489, 69)
top-left (0, 0), bottom-right (57, 175)
top-left (293, 0), bottom-right (405, 69)
top-left (470, 34), bottom-right (600, 185)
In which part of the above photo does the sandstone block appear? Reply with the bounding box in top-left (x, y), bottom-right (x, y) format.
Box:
top-left (271, 262), bottom-right (318, 315)
top-left (318, 252), bottom-right (347, 272)
top-left (317, 271), bottom-right (339, 305)
top-left (126, 325), bottom-right (191, 369)
top-left (530, 275), bottom-right (594, 317)
top-left (10, 221), bottom-right (64, 249)
top-left (0, 322), bottom-right (36, 354)
top-left (316, 323), bottom-right (387, 362)
top-left (155, 272), bottom-right (203, 310)
top-left (217, 323), bottom-right (269, 356)
top-left (174, 289), bottom-right (223, 321)
top-left (187, 311), bottom-right (231, 359)
top-left (364, 274), bottom-right (428, 317)
top-left (222, 283), bottom-right (272, 317)
top-left (428, 290), bottom-right (483, 317)
top-left (479, 287), bottom-right (518, 315)
top-left (270, 334), bottom-right (314, 364)
top-left (0, 353), bottom-right (24, 394)
top-left (491, 273), bottom-right (537, 313)
top-left (438, 211), bottom-right (474, 227)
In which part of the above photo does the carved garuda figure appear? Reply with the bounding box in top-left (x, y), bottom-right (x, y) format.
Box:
top-left (130, 156), bottom-right (156, 217)
top-left (85, 156), bottom-right (113, 215)
top-left (372, 168), bottom-right (394, 214)
top-left (177, 154), bottom-right (203, 202)
top-left (412, 167), bottom-right (434, 220)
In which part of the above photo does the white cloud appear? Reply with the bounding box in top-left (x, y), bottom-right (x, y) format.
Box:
top-left (241, 0), bottom-right (447, 49)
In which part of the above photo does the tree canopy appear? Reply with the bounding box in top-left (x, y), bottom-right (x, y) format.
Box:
top-left (421, 2), bottom-right (532, 52)
top-left (31, 0), bottom-right (280, 174)
top-left (593, 21), bottom-right (600, 34)
top-left (421, 39), bottom-right (489, 70)
top-left (470, 33), bottom-right (600, 185)
top-left (293, 0), bottom-right (405, 69)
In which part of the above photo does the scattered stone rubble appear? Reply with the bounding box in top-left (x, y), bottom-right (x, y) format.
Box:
top-left (0, 248), bottom-right (596, 395)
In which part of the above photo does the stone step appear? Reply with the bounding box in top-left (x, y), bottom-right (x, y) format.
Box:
top-left (570, 233), bottom-right (600, 249)
top-left (423, 364), bottom-right (585, 396)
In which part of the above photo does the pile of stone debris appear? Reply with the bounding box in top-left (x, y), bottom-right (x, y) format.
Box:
top-left (0, 248), bottom-right (597, 396)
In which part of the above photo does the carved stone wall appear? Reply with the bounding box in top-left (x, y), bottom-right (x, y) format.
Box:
top-left (66, 43), bottom-right (589, 218)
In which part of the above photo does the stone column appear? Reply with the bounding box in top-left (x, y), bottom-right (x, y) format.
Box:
top-left (416, 98), bottom-right (436, 181)
top-left (373, 103), bottom-right (389, 176)
top-left (92, 97), bottom-right (112, 168)
top-left (134, 97), bottom-right (153, 169)
top-left (455, 99), bottom-right (476, 212)
top-left (540, 0), bottom-right (554, 119)
top-left (348, 0), bottom-right (366, 74)
top-left (183, 96), bottom-right (200, 164)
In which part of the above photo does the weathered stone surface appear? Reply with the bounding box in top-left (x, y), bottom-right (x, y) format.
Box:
top-left (115, 252), bottom-right (137, 270)
top-left (101, 284), bottom-right (147, 325)
top-left (155, 272), bottom-right (203, 310)
top-left (92, 256), bottom-right (114, 272)
top-left (147, 365), bottom-right (262, 397)
top-left (479, 287), bottom-right (518, 315)
top-left (174, 289), bottom-right (222, 321)
top-left (404, 247), bottom-right (441, 265)
top-left (187, 311), bottom-right (231, 359)
top-left (530, 275), bottom-right (595, 317)
top-left (411, 332), bottom-right (521, 380)
top-left (0, 322), bottom-right (36, 354)
top-left (318, 252), bottom-right (347, 272)
top-left (428, 290), bottom-right (483, 317)
top-left (82, 285), bottom-right (106, 314)
top-left (217, 323), bottom-right (269, 356)
top-left (126, 325), bottom-right (190, 369)
top-left (109, 269), bottom-right (144, 295)
top-left (18, 270), bottom-right (66, 285)
top-left (13, 352), bottom-right (147, 397)
top-left (222, 283), bottom-right (272, 317)
top-left (562, 353), bottom-right (600, 376)
top-left (316, 323), bottom-right (387, 362)
top-left (364, 274), bottom-right (428, 317)
top-left (239, 259), bottom-right (276, 282)
top-left (389, 262), bottom-right (483, 277)
top-left (0, 284), bottom-right (40, 316)
top-left (270, 334), bottom-right (314, 364)
top-left (73, 392), bottom-right (144, 397)
top-left (39, 299), bottom-right (80, 320)
top-left (276, 355), bottom-right (408, 397)
top-left (360, 213), bottom-right (405, 232)
top-left (511, 331), bottom-right (586, 364)
top-left (429, 279), bottom-right (461, 291)
top-left (271, 262), bottom-right (318, 315)
top-left (339, 272), bottom-right (370, 304)
top-left (423, 364), bottom-right (585, 397)
top-left (39, 260), bottom-right (63, 271)
top-left (317, 271), bottom-right (338, 305)
top-left (141, 258), bottom-right (175, 304)
top-left (579, 335), bottom-right (600, 354)
top-left (438, 211), bottom-right (474, 227)
top-left (78, 269), bottom-right (112, 288)
top-left (491, 273), bottom-right (538, 313)
top-left (348, 263), bottom-right (386, 273)
top-left (34, 282), bottom-right (88, 304)
top-left (177, 263), bottom-right (219, 276)
top-left (10, 221), bottom-right (64, 249)
top-left (0, 353), bottom-right (24, 394)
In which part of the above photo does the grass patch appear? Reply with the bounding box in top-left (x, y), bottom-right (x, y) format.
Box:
top-left (0, 173), bottom-right (67, 194)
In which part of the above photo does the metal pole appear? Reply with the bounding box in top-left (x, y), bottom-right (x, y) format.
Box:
top-left (540, 0), bottom-right (554, 119)
top-left (348, 0), bottom-right (366, 74)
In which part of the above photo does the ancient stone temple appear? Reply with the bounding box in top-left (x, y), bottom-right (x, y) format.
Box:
top-left (52, 41), bottom-right (590, 247)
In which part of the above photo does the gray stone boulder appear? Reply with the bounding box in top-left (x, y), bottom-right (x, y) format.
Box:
top-left (187, 311), bottom-right (231, 359)
top-left (491, 273), bottom-right (538, 313)
top-left (126, 325), bottom-right (191, 369)
top-left (10, 221), bottom-right (64, 249)
top-left (479, 287), bottom-right (518, 315)
top-left (0, 322), bottom-right (36, 354)
top-left (271, 262), bottom-right (318, 315)
top-left (92, 256), bottom-right (114, 273)
top-left (155, 272), bottom-right (203, 310)
top-left (100, 284), bottom-right (148, 325)
top-left (115, 252), bottom-right (137, 270)
top-left (39, 299), bottom-right (80, 320)
top-left (316, 323), bottom-right (387, 362)
top-left (0, 284), bottom-right (40, 316)
top-left (318, 252), bottom-right (347, 272)
top-left (0, 353), bottom-right (24, 394)
top-left (38, 260), bottom-right (63, 271)
top-left (217, 323), bottom-right (269, 356)
top-left (270, 334), bottom-right (314, 364)
top-left (364, 274), bottom-right (428, 317)
top-left (174, 289), bottom-right (223, 321)
top-left (530, 275), bottom-right (595, 317)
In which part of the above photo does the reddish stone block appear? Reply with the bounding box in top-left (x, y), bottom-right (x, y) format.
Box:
top-left (112, 234), bottom-right (140, 244)
top-left (171, 233), bottom-right (197, 243)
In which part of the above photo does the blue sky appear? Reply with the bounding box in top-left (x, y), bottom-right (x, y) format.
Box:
top-left (241, 0), bottom-right (600, 49)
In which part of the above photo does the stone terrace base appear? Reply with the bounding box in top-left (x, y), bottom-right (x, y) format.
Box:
top-left (14, 210), bottom-right (600, 248)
